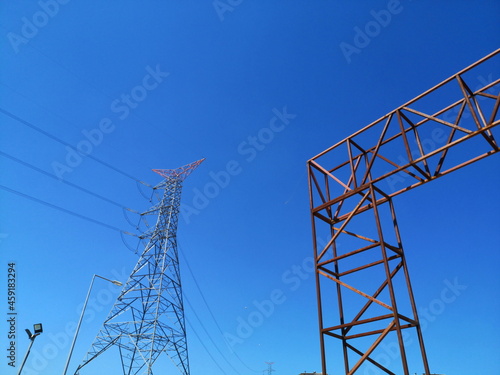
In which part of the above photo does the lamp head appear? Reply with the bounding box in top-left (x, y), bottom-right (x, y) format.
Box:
top-left (33, 323), bottom-right (43, 334)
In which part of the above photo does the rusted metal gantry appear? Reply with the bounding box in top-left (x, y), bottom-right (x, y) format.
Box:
top-left (308, 49), bottom-right (499, 374)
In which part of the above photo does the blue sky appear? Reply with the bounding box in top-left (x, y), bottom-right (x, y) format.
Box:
top-left (0, 1), bottom-right (499, 374)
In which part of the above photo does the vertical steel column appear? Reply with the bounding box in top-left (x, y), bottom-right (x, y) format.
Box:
top-left (309, 181), bottom-right (429, 374)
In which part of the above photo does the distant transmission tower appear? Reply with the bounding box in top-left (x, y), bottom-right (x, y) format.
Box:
top-left (74, 159), bottom-right (204, 375)
top-left (264, 362), bottom-right (275, 375)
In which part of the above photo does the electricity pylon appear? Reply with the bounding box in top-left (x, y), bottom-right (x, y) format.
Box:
top-left (75, 159), bottom-right (204, 375)
top-left (264, 362), bottom-right (275, 375)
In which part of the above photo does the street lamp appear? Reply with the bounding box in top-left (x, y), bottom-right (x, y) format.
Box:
top-left (17, 323), bottom-right (43, 375)
top-left (62, 274), bottom-right (123, 375)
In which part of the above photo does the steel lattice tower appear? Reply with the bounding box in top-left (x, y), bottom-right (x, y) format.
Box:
top-left (75, 159), bottom-right (204, 375)
top-left (264, 362), bottom-right (275, 375)
top-left (308, 49), bottom-right (499, 374)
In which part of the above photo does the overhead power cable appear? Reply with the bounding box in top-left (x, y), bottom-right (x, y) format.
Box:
top-left (0, 184), bottom-right (133, 235)
top-left (183, 292), bottom-right (242, 375)
top-left (185, 317), bottom-right (228, 375)
top-left (0, 106), bottom-right (151, 186)
top-left (179, 244), bottom-right (260, 373)
top-left (0, 150), bottom-right (138, 213)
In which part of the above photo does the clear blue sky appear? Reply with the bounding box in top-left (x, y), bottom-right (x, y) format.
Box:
top-left (1, 1), bottom-right (499, 374)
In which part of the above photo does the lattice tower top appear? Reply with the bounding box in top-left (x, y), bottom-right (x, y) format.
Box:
top-left (152, 158), bottom-right (205, 181)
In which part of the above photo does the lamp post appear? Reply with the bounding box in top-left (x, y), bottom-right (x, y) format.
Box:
top-left (17, 323), bottom-right (43, 375)
top-left (62, 274), bottom-right (122, 375)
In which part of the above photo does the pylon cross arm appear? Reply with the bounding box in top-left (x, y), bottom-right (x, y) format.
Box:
top-left (152, 158), bottom-right (205, 181)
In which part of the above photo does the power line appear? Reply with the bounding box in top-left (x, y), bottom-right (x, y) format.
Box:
top-left (0, 150), bottom-right (137, 212)
top-left (179, 244), bottom-right (261, 373)
top-left (183, 292), bottom-right (242, 375)
top-left (0, 183), bottom-right (133, 235)
top-left (0, 106), bottom-right (150, 186)
top-left (185, 317), bottom-right (228, 375)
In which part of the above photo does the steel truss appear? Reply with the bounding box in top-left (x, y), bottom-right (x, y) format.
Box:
top-left (308, 49), bottom-right (499, 374)
top-left (75, 159), bottom-right (204, 375)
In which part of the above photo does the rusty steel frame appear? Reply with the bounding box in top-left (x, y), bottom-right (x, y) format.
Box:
top-left (308, 49), bottom-right (499, 374)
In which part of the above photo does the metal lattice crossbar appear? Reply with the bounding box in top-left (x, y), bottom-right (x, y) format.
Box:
top-left (308, 49), bottom-right (499, 374)
top-left (75, 159), bottom-right (204, 375)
